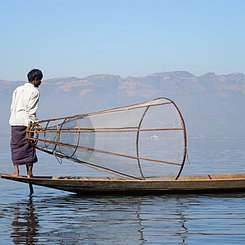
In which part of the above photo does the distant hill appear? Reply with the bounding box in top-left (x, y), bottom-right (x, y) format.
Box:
top-left (1, 71), bottom-right (245, 137)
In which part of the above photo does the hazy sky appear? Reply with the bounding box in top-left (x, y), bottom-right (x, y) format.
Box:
top-left (1, 0), bottom-right (245, 80)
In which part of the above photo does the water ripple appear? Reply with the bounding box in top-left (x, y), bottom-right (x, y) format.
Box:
top-left (0, 193), bottom-right (245, 244)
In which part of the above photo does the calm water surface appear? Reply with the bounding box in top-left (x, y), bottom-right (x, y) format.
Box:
top-left (0, 136), bottom-right (245, 244)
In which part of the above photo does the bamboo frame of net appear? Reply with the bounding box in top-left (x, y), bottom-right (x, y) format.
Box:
top-left (26, 97), bottom-right (187, 179)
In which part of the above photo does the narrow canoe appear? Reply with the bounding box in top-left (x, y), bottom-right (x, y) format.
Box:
top-left (1, 173), bottom-right (245, 195)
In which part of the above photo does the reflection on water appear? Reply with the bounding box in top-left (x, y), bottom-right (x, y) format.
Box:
top-left (5, 195), bottom-right (191, 244)
top-left (0, 193), bottom-right (244, 244)
top-left (11, 197), bottom-right (39, 245)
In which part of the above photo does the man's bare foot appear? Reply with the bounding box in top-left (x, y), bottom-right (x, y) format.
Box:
top-left (26, 164), bottom-right (33, 178)
top-left (11, 165), bottom-right (19, 177)
top-left (11, 172), bottom-right (19, 177)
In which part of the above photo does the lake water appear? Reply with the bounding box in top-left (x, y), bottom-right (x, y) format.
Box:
top-left (0, 136), bottom-right (245, 244)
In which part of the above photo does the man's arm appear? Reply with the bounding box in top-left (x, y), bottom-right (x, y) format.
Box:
top-left (26, 91), bottom-right (40, 123)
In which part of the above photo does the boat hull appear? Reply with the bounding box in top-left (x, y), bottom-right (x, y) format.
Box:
top-left (1, 173), bottom-right (245, 195)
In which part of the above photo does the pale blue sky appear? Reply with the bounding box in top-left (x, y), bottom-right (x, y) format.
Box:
top-left (1, 0), bottom-right (245, 80)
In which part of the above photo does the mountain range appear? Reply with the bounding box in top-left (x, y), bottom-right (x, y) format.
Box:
top-left (1, 71), bottom-right (245, 137)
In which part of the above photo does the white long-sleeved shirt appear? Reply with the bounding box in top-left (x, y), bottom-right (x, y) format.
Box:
top-left (9, 82), bottom-right (40, 126)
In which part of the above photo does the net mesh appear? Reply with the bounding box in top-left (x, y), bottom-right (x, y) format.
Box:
top-left (27, 98), bottom-right (187, 179)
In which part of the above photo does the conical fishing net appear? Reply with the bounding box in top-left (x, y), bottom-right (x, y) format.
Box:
top-left (27, 98), bottom-right (187, 179)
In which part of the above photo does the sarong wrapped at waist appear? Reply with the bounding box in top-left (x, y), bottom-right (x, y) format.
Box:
top-left (10, 126), bottom-right (38, 165)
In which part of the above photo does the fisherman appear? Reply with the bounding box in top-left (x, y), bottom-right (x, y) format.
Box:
top-left (9, 69), bottom-right (43, 177)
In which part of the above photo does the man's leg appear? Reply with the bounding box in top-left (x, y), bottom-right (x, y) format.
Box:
top-left (26, 164), bottom-right (33, 178)
top-left (12, 165), bottom-right (19, 177)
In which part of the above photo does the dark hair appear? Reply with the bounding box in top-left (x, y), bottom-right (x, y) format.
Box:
top-left (27, 69), bottom-right (43, 82)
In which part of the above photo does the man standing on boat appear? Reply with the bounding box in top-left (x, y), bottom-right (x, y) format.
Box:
top-left (9, 69), bottom-right (43, 178)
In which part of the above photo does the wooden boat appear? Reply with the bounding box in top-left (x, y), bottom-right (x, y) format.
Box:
top-left (1, 173), bottom-right (245, 195)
